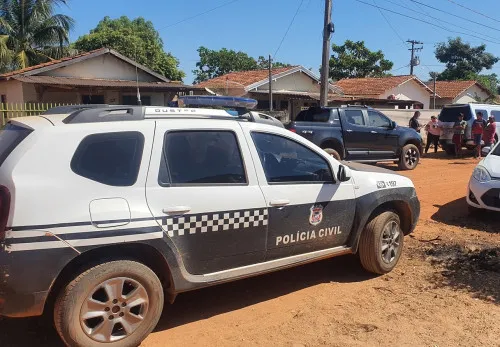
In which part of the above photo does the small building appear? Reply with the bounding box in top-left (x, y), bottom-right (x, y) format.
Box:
top-left (335, 75), bottom-right (436, 109)
top-left (426, 80), bottom-right (493, 108)
top-left (0, 48), bottom-right (203, 106)
top-left (196, 65), bottom-right (347, 121)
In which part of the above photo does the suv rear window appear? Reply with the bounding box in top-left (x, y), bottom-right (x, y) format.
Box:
top-left (439, 105), bottom-right (473, 122)
top-left (295, 107), bottom-right (331, 122)
top-left (71, 132), bottom-right (144, 186)
top-left (0, 123), bottom-right (33, 167)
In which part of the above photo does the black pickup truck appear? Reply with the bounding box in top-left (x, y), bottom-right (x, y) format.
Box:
top-left (287, 106), bottom-right (423, 170)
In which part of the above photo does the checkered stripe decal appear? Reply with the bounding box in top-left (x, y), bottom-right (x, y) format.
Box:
top-left (162, 208), bottom-right (268, 237)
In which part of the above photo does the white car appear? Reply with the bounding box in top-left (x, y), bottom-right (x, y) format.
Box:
top-left (0, 98), bottom-right (420, 346)
top-left (467, 143), bottom-right (500, 212)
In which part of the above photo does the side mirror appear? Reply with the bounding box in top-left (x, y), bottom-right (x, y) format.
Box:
top-left (337, 165), bottom-right (352, 182)
top-left (390, 121), bottom-right (397, 129)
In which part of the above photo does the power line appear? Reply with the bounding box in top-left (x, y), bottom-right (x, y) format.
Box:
top-left (158, 0), bottom-right (241, 30)
top-left (378, 0), bottom-right (500, 44)
top-left (372, 0), bottom-right (408, 47)
top-left (445, 0), bottom-right (500, 25)
top-left (354, 0), bottom-right (500, 45)
top-left (410, 0), bottom-right (500, 34)
top-left (273, 0), bottom-right (305, 59)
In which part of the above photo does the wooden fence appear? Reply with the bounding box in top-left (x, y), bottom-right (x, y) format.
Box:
top-left (1, 103), bottom-right (76, 126)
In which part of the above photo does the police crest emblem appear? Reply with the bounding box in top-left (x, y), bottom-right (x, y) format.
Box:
top-left (309, 205), bottom-right (323, 226)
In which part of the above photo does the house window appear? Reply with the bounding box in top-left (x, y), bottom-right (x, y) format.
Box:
top-left (1, 95), bottom-right (6, 104)
top-left (280, 101), bottom-right (288, 110)
top-left (122, 95), bottom-right (152, 106)
top-left (82, 95), bottom-right (105, 104)
top-left (258, 100), bottom-right (270, 110)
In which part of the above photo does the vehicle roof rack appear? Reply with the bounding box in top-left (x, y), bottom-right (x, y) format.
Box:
top-left (43, 104), bottom-right (119, 115)
top-left (61, 96), bottom-right (283, 128)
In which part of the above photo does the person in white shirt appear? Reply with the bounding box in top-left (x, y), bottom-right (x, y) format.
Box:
top-left (424, 115), bottom-right (442, 154)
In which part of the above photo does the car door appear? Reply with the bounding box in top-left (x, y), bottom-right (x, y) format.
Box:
top-left (146, 120), bottom-right (268, 275)
top-left (243, 124), bottom-right (357, 260)
top-left (339, 108), bottom-right (371, 159)
top-left (366, 109), bottom-right (399, 158)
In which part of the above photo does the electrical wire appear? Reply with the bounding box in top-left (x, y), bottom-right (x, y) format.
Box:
top-left (409, 0), bottom-right (500, 34)
top-left (445, 0), bottom-right (500, 25)
top-left (378, 0), bottom-right (500, 44)
top-left (354, 0), bottom-right (500, 45)
top-left (372, 0), bottom-right (409, 48)
top-left (273, 0), bottom-right (305, 59)
top-left (158, 0), bottom-right (242, 30)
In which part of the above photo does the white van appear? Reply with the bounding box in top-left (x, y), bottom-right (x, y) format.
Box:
top-left (438, 103), bottom-right (500, 155)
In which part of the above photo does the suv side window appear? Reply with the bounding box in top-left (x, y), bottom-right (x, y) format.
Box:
top-left (491, 110), bottom-right (500, 119)
top-left (295, 107), bottom-right (330, 122)
top-left (344, 109), bottom-right (365, 126)
top-left (71, 131), bottom-right (144, 186)
top-left (475, 109), bottom-right (488, 118)
top-left (252, 132), bottom-right (334, 184)
top-left (159, 130), bottom-right (246, 185)
top-left (368, 110), bottom-right (391, 128)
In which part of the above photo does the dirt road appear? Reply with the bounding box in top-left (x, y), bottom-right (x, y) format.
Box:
top-left (1, 152), bottom-right (499, 347)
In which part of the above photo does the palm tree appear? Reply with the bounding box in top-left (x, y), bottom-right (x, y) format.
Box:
top-left (0, 0), bottom-right (75, 72)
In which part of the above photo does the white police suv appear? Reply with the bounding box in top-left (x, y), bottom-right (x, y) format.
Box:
top-left (0, 97), bottom-right (419, 347)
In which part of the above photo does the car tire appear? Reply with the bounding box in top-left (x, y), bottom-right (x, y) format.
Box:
top-left (398, 144), bottom-right (420, 170)
top-left (358, 211), bottom-right (404, 275)
top-left (323, 148), bottom-right (342, 161)
top-left (54, 260), bottom-right (164, 347)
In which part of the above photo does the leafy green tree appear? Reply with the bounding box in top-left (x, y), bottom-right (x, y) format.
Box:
top-left (476, 73), bottom-right (498, 97)
top-left (73, 16), bottom-right (184, 81)
top-left (256, 56), bottom-right (291, 69)
top-left (0, 0), bottom-right (74, 72)
top-left (192, 47), bottom-right (291, 83)
top-left (328, 40), bottom-right (393, 80)
top-left (435, 37), bottom-right (499, 81)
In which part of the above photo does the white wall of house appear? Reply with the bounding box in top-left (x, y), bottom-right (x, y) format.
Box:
top-left (0, 80), bottom-right (24, 103)
top-left (455, 85), bottom-right (490, 103)
top-left (381, 80), bottom-right (431, 109)
top-left (39, 54), bottom-right (159, 82)
top-left (255, 71), bottom-right (320, 93)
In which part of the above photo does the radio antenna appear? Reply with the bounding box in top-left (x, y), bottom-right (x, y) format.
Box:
top-left (135, 44), bottom-right (142, 106)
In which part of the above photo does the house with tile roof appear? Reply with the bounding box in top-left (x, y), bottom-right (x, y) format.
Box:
top-left (0, 48), bottom-right (203, 106)
top-left (196, 65), bottom-right (348, 120)
top-left (425, 80), bottom-right (493, 108)
top-left (335, 75), bottom-right (436, 109)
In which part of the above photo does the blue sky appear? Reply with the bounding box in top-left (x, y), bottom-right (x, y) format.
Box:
top-left (58, 0), bottom-right (500, 84)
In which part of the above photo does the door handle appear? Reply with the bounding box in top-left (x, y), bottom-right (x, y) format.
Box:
top-left (270, 199), bottom-right (290, 207)
top-left (370, 131), bottom-right (378, 134)
top-left (162, 206), bottom-right (191, 215)
top-left (346, 129), bottom-right (353, 133)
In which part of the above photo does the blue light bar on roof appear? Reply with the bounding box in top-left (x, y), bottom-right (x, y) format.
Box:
top-left (179, 95), bottom-right (258, 109)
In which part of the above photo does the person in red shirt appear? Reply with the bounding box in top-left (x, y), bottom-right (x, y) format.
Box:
top-left (471, 112), bottom-right (487, 158)
top-left (483, 115), bottom-right (497, 148)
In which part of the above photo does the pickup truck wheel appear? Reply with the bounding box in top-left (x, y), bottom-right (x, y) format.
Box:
top-left (323, 148), bottom-right (341, 161)
top-left (54, 260), bottom-right (164, 347)
top-left (359, 211), bottom-right (403, 275)
top-left (398, 144), bottom-right (420, 170)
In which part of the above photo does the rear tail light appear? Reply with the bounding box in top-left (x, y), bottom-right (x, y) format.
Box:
top-left (288, 128), bottom-right (297, 133)
top-left (0, 186), bottom-right (10, 242)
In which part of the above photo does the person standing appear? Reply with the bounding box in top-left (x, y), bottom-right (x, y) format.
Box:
top-left (453, 113), bottom-right (467, 158)
top-left (471, 112), bottom-right (487, 158)
top-left (483, 115), bottom-right (497, 148)
top-left (409, 111), bottom-right (422, 133)
top-left (424, 115), bottom-right (441, 154)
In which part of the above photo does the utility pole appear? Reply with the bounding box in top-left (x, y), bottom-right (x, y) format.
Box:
top-left (432, 73), bottom-right (437, 109)
top-left (320, 0), bottom-right (333, 107)
top-left (407, 40), bottom-right (423, 75)
top-left (268, 54), bottom-right (273, 112)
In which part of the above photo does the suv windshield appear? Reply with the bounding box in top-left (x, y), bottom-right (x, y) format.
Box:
top-left (0, 123), bottom-right (33, 167)
top-left (439, 105), bottom-right (473, 122)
